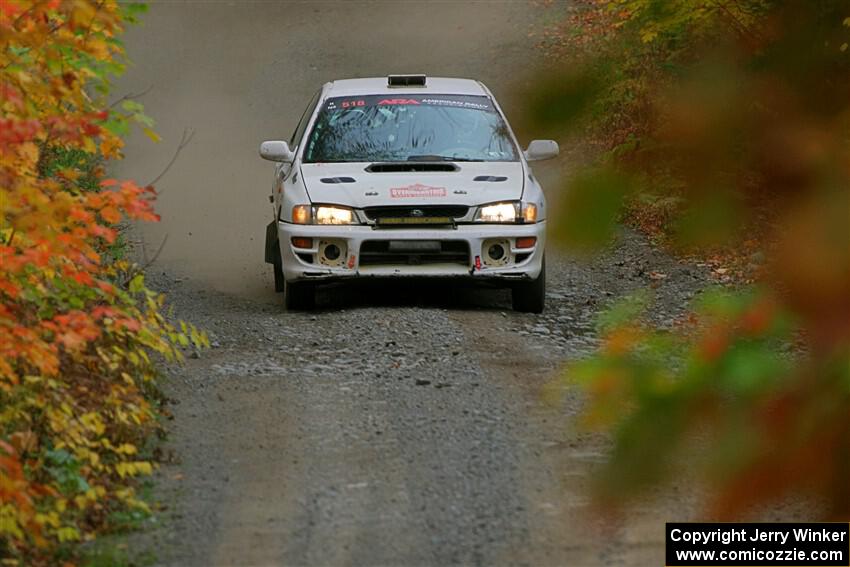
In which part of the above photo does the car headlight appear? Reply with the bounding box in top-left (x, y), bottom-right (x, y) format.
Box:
top-left (291, 205), bottom-right (356, 225)
top-left (315, 205), bottom-right (354, 225)
top-left (475, 201), bottom-right (538, 223)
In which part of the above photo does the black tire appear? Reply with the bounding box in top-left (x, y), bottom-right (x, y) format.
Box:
top-left (271, 237), bottom-right (314, 309)
top-left (284, 279), bottom-right (315, 310)
top-left (511, 257), bottom-right (545, 313)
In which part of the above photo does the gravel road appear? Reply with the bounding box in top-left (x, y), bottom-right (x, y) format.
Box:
top-left (134, 230), bottom-right (711, 567)
top-left (114, 2), bottom-right (713, 565)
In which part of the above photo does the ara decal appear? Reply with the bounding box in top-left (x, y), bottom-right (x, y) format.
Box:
top-left (378, 98), bottom-right (421, 105)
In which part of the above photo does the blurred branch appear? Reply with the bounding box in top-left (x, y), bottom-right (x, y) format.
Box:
top-left (125, 233), bottom-right (169, 288)
top-left (141, 233), bottom-right (168, 271)
top-left (145, 128), bottom-right (194, 189)
top-left (109, 84), bottom-right (154, 109)
top-left (710, 0), bottom-right (763, 46)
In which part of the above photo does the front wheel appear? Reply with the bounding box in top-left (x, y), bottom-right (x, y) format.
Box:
top-left (284, 279), bottom-right (315, 310)
top-left (511, 257), bottom-right (545, 313)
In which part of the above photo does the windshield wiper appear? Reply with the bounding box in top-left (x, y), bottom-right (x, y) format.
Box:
top-left (406, 155), bottom-right (484, 162)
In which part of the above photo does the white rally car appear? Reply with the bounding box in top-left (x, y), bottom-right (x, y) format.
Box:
top-left (260, 75), bottom-right (558, 312)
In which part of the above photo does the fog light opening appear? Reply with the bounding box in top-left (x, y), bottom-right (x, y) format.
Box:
top-left (481, 239), bottom-right (511, 267)
top-left (488, 244), bottom-right (505, 261)
top-left (324, 244), bottom-right (341, 261)
top-left (318, 239), bottom-right (347, 267)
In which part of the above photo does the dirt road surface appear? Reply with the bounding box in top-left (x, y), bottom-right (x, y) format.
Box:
top-left (137, 232), bottom-right (712, 567)
top-left (115, 2), bottom-right (707, 565)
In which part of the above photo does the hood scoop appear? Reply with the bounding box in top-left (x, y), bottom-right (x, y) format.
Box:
top-left (300, 161), bottom-right (524, 208)
top-left (366, 162), bottom-right (459, 173)
top-left (473, 175), bottom-right (508, 182)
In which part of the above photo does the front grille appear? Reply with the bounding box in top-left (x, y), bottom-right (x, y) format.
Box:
top-left (360, 240), bottom-right (470, 266)
top-left (363, 205), bottom-right (469, 221)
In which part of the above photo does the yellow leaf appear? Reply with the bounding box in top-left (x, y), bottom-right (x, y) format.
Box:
top-left (117, 443), bottom-right (137, 455)
top-left (100, 136), bottom-right (124, 158)
top-left (56, 526), bottom-right (80, 542)
top-left (142, 127), bottom-right (161, 143)
top-left (0, 508), bottom-right (24, 540)
top-left (83, 136), bottom-right (97, 154)
top-left (17, 142), bottom-right (39, 169)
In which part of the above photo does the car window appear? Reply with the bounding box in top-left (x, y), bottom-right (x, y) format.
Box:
top-left (290, 89), bottom-right (321, 148)
top-left (302, 94), bottom-right (518, 163)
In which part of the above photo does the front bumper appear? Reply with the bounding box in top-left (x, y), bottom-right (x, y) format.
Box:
top-left (277, 221), bottom-right (546, 283)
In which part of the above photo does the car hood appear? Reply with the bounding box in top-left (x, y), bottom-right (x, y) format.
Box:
top-left (300, 162), bottom-right (525, 208)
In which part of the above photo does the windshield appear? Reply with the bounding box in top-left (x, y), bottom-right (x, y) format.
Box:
top-left (303, 94), bottom-right (518, 163)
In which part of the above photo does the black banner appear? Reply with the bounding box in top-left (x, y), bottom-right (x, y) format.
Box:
top-left (323, 94), bottom-right (496, 113)
top-left (666, 523), bottom-right (849, 566)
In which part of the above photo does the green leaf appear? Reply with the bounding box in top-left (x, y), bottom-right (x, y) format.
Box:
top-left (129, 274), bottom-right (145, 294)
top-left (597, 290), bottom-right (651, 333)
top-left (552, 167), bottom-right (630, 253)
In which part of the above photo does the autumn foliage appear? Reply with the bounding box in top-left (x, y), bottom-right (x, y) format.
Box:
top-left (1, 1), bottom-right (204, 563)
top-left (530, 0), bottom-right (850, 518)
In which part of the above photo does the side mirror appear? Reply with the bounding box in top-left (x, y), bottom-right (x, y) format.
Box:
top-left (524, 140), bottom-right (559, 162)
top-left (259, 140), bottom-right (295, 163)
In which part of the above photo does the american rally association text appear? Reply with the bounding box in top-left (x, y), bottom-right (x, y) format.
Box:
top-left (670, 527), bottom-right (849, 547)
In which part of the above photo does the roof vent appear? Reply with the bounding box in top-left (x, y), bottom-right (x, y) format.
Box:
top-left (388, 74), bottom-right (426, 87)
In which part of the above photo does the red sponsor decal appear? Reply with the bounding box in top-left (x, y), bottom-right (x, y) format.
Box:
top-left (347, 255), bottom-right (356, 269)
top-left (378, 98), bottom-right (421, 105)
top-left (389, 183), bottom-right (447, 198)
top-left (474, 256), bottom-right (482, 271)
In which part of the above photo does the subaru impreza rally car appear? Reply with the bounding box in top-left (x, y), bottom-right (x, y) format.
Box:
top-left (260, 75), bottom-right (558, 311)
